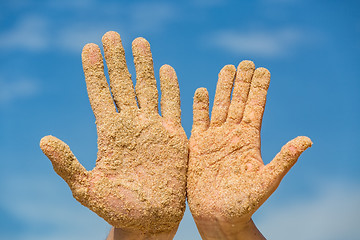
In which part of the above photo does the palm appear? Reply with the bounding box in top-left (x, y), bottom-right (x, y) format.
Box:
top-left (88, 110), bottom-right (187, 230)
top-left (189, 121), bottom-right (270, 221)
top-left (40, 31), bottom-right (187, 234)
top-left (188, 61), bottom-right (312, 224)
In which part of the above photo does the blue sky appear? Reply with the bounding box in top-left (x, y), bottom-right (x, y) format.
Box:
top-left (0, 0), bottom-right (359, 239)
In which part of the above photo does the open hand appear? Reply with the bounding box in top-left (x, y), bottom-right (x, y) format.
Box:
top-left (187, 61), bottom-right (312, 239)
top-left (40, 31), bottom-right (188, 237)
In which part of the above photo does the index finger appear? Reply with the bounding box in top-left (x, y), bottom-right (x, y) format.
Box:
top-left (82, 43), bottom-right (116, 121)
top-left (241, 67), bottom-right (270, 131)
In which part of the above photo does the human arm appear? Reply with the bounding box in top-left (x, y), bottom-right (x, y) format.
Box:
top-left (187, 61), bottom-right (312, 239)
top-left (106, 227), bottom-right (179, 240)
top-left (40, 31), bottom-right (188, 239)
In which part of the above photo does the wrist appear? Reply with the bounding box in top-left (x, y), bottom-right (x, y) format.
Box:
top-left (193, 217), bottom-right (265, 240)
top-left (107, 226), bottom-right (178, 240)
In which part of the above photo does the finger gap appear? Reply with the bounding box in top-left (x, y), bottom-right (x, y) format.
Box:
top-left (149, 38), bottom-right (162, 115)
top-left (154, 63), bottom-right (162, 116)
top-left (259, 74), bottom-right (274, 165)
top-left (230, 71), bottom-right (236, 105)
top-left (112, 35), bottom-right (140, 109)
top-left (102, 52), bottom-right (120, 113)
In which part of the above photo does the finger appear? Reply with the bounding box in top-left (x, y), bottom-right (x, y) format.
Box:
top-left (241, 67), bottom-right (270, 130)
top-left (132, 37), bottom-right (158, 113)
top-left (102, 31), bottom-right (137, 111)
top-left (82, 43), bottom-right (116, 120)
top-left (160, 64), bottom-right (181, 124)
top-left (40, 135), bottom-right (89, 198)
top-left (265, 136), bottom-right (312, 181)
top-left (192, 88), bottom-right (210, 134)
top-left (210, 65), bottom-right (236, 127)
top-left (227, 60), bottom-right (255, 124)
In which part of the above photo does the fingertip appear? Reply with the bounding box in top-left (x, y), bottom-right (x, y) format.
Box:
top-left (102, 31), bottom-right (120, 44)
top-left (252, 67), bottom-right (271, 89)
top-left (40, 135), bottom-right (51, 146)
top-left (160, 64), bottom-right (176, 77)
top-left (40, 135), bottom-right (56, 150)
top-left (238, 60), bottom-right (255, 71)
top-left (39, 135), bottom-right (68, 163)
top-left (82, 43), bottom-right (102, 65)
top-left (133, 36), bottom-right (147, 44)
top-left (254, 67), bottom-right (270, 79)
top-left (160, 64), bottom-right (177, 85)
top-left (132, 37), bottom-right (150, 52)
top-left (220, 64), bottom-right (236, 75)
top-left (294, 136), bottom-right (313, 150)
top-left (82, 43), bottom-right (100, 54)
top-left (194, 87), bottom-right (209, 102)
top-left (283, 136), bottom-right (313, 159)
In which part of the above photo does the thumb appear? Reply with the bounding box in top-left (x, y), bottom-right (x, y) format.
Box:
top-left (40, 135), bottom-right (89, 199)
top-left (265, 136), bottom-right (312, 181)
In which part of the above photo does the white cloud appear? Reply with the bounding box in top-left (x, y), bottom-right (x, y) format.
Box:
top-left (53, 2), bottom-right (178, 52)
top-left (0, 175), bottom-right (110, 240)
top-left (0, 15), bottom-right (49, 51)
top-left (0, 14), bottom-right (108, 53)
top-left (0, 2), bottom-right (178, 53)
top-left (56, 24), bottom-right (112, 53)
top-left (0, 77), bottom-right (39, 105)
top-left (131, 2), bottom-right (176, 32)
top-left (257, 180), bottom-right (360, 240)
top-left (210, 28), bottom-right (304, 57)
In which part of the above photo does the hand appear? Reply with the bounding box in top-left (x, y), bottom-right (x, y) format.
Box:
top-left (40, 31), bottom-right (188, 238)
top-left (187, 61), bottom-right (312, 239)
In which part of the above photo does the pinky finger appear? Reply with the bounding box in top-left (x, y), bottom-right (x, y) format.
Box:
top-left (192, 88), bottom-right (210, 134)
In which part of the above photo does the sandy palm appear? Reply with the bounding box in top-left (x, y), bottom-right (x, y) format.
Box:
top-left (40, 31), bottom-right (188, 234)
top-left (187, 61), bottom-right (312, 230)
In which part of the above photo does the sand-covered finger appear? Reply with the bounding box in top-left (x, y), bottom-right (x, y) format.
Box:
top-left (210, 65), bottom-right (236, 127)
top-left (102, 31), bottom-right (137, 111)
top-left (82, 43), bottom-right (116, 120)
top-left (241, 67), bottom-right (270, 130)
top-left (132, 37), bottom-right (158, 113)
top-left (160, 64), bottom-right (181, 124)
top-left (227, 60), bottom-right (255, 124)
top-left (192, 88), bottom-right (210, 133)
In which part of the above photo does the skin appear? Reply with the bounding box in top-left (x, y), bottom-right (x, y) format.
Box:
top-left (40, 31), bottom-right (188, 239)
top-left (187, 61), bottom-right (312, 240)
